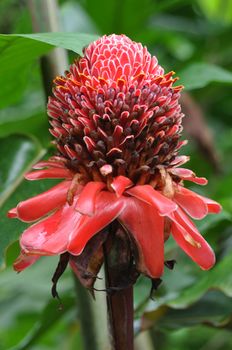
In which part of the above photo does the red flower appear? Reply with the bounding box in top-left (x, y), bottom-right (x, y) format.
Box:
top-left (8, 35), bottom-right (221, 282)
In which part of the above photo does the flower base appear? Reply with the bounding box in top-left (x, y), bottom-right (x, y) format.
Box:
top-left (103, 223), bottom-right (138, 350)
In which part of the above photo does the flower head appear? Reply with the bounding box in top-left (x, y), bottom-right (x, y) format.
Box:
top-left (47, 34), bottom-right (183, 184)
top-left (8, 35), bottom-right (221, 289)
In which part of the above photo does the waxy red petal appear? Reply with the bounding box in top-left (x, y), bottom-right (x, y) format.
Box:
top-left (170, 156), bottom-right (189, 167)
top-left (170, 208), bottom-right (215, 270)
top-left (111, 176), bottom-right (133, 197)
top-left (170, 168), bottom-right (208, 185)
top-left (32, 161), bottom-right (66, 169)
top-left (75, 181), bottom-right (106, 215)
top-left (197, 194), bottom-right (222, 214)
top-left (68, 192), bottom-right (124, 255)
top-left (20, 201), bottom-right (83, 255)
top-left (126, 185), bottom-right (177, 215)
top-left (7, 207), bottom-right (17, 218)
top-left (16, 180), bottom-right (71, 222)
top-left (25, 168), bottom-right (72, 180)
top-left (119, 197), bottom-right (164, 278)
top-left (13, 252), bottom-right (40, 272)
top-left (174, 186), bottom-right (208, 219)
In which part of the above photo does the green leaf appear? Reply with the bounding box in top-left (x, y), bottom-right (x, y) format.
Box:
top-left (81, 0), bottom-right (189, 35)
top-left (143, 291), bottom-right (232, 331)
top-left (0, 90), bottom-right (50, 145)
top-left (18, 32), bottom-right (99, 54)
top-left (179, 63), bottom-right (232, 90)
top-left (81, 0), bottom-right (119, 33)
top-left (0, 91), bottom-right (44, 125)
top-left (11, 297), bottom-right (74, 350)
top-left (0, 32), bottom-right (98, 108)
top-left (136, 247), bottom-right (232, 327)
top-left (0, 112), bottom-right (50, 147)
top-left (168, 253), bottom-right (232, 308)
top-left (0, 32), bottom-right (98, 58)
top-left (0, 35), bottom-right (50, 108)
top-left (0, 256), bottom-right (75, 349)
top-left (197, 0), bottom-right (232, 24)
top-left (0, 134), bottom-right (45, 269)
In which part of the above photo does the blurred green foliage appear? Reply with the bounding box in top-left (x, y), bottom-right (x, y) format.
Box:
top-left (0, 0), bottom-right (232, 349)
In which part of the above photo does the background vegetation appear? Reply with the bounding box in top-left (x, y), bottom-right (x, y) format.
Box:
top-left (0, 0), bottom-right (232, 349)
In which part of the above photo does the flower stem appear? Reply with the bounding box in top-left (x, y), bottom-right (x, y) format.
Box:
top-left (103, 226), bottom-right (134, 350)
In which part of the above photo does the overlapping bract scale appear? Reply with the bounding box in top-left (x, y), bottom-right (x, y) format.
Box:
top-left (47, 34), bottom-right (184, 186)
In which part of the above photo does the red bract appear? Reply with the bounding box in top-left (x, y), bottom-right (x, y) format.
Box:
top-left (9, 34), bottom-right (221, 284)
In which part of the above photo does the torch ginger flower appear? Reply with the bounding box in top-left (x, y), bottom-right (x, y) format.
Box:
top-left (8, 34), bottom-right (221, 288)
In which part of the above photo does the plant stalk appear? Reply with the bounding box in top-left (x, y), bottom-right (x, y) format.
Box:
top-left (103, 227), bottom-right (134, 350)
